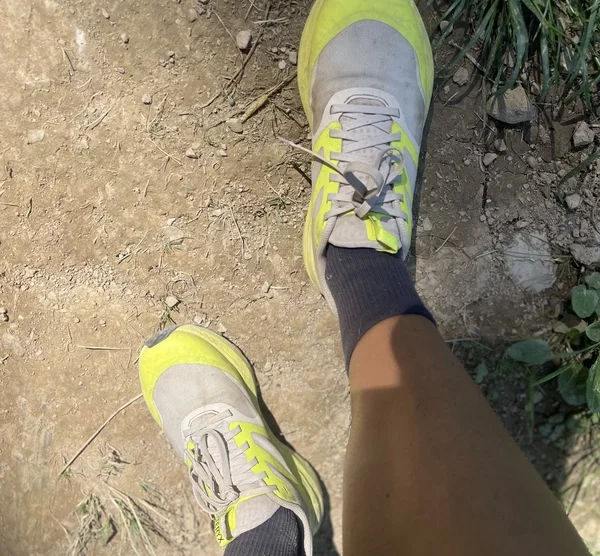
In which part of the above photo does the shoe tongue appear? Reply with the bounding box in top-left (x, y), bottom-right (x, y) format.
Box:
top-left (228, 495), bottom-right (280, 537)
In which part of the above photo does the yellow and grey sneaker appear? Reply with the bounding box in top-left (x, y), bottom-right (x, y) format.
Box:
top-left (139, 325), bottom-right (323, 553)
top-left (296, 0), bottom-right (434, 311)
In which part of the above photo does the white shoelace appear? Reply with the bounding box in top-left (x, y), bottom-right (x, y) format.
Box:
top-left (281, 103), bottom-right (408, 222)
top-left (183, 410), bottom-right (275, 515)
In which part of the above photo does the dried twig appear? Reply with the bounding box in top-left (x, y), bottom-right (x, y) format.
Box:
top-left (240, 72), bottom-right (297, 123)
top-left (148, 138), bottom-right (182, 165)
top-left (213, 10), bottom-right (243, 63)
top-left (224, 2), bottom-right (270, 93)
top-left (61, 47), bottom-right (76, 72)
top-left (88, 104), bottom-right (114, 130)
top-left (435, 226), bottom-right (457, 253)
top-left (199, 90), bottom-right (222, 109)
top-left (229, 206), bottom-right (245, 256)
top-left (58, 393), bottom-right (143, 477)
top-left (76, 345), bottom-right (131, 351)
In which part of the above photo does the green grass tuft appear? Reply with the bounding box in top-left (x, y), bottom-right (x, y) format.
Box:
top-left (431, 0), bottom-right (600, 109)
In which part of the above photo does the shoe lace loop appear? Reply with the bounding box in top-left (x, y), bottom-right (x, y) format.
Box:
top-left (280, 103), bottom-right (407, 221)
top-left (183, 410), bottom-right (275, 515)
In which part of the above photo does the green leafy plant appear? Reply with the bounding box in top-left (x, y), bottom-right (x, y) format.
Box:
top-left (507, 272), bottom-right (600, 412)
top-left (431, 0), bottom-right (600, 109)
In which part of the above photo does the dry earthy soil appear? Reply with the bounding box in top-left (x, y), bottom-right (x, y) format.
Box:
top-left (0, 0), bottom-right (599, 554)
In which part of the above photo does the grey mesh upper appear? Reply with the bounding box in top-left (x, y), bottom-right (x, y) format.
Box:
top-left (310, 20), bottom-right (427, 146)
top-left (153, 364), bottom-right (255, 455)
top-left (151, 362), bottom-right (313, 552)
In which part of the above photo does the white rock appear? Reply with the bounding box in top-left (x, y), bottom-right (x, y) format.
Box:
top-left (494, 138), bottom-right (507, 153)
top-left (236, 30), bottom-right (252, 51)
top-left (503, 232), bottom-right (556, 292)
top-left (422, 217), bottom-right (433, 232)
top-left (188, 8), bottom-right (198, 22)
top-left (452, 66), bottom-right (469, 86)
top-left (186, 147), bottom-right (199, 159)
top-left (27, 129), bottom-right (45, 144)
top-left (571, 244), bottom-right (600, 267)
top-left (288, 51), bottom-right (298, 65)
top-left (573, 121), bottom-right (595, 148)
top-left (486, 85), bottom-right (534, 124)
top-left (278, 59), bottom-right (287, 70)
top-left (482, 152), bottom-right (498, 167)
top-left (142, 93), bottom-right (152, 105)
top-left (565, 193), bottom-right (581, 210)
top-left (526, 156), bottom-right (538, 169)
top-left (227, 118), bottom-right (243, 134)
top-left (165, 296), bottom-right (179, 309)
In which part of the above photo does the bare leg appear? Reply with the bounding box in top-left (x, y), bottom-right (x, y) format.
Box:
top-left (343, 315), bottom-right (589, 556)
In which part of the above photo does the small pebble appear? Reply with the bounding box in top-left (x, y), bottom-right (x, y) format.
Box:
top-left (494, 138), bottom-right (507, 153)
top-left (422, 217), bottom-right (433, 232)
top-left (117, 67), bottom-right (125, 74)
top-left (27, 129), bottom-right (45, 144)
top-left (186, 147), bottom-right (199, 159)
top-left (482, 152), bottom-right (498, 167)
top-left (261, 281), bottom-right (271, 294)
top-left (573, 121), bottom-right (595, 148)
top-left (188, 8), bottom-right (198, 22)
top-left (142, 93), bottom-right (152, 105)
top-left (165, 296), bottom-right (179, 309)
top-left (227, 118), bottom-right (243, 134)
top-left (526, 155), bottom-right (539, 169)
top-left (218, 149), bottom-right (228, 157)
top-left (120, 33), bottom-right (130, 44)
top-left (452, 66), bottom-right (469, 86)
top-left (217, 322), bottom-right (228, 334)
top-left (278, 59), bottom-right (287, 70)
top-left (102, 8), bottom-right (110, 19)
top-left (440, 21), bottom-right (450, 32)
top-left (236, 30), bottom-right (252, 51)
top-left (167, 50), bottom-right (176, 58)
top-left (0, 307), bottom-right (7, 315)
top-left (197, 0), bottom-right (209, 4)
top-left (288, 51), bottom-right (298, 65)
top-left (565, 193), bottom-right (581, 210)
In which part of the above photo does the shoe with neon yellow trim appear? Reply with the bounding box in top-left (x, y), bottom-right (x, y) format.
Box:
top-left (139, 325), bottom-right (324, 554)
top-left (297, 0), bottom-right (434, 312)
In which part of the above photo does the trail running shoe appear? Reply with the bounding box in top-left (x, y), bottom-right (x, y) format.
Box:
top-left (296, 0), bottom-right (434, 312)
top-left (139, 325), bottom-right (323, 553)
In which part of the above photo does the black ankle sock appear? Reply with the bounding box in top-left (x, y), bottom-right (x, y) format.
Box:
top-left (224, 507), bottom-right (302, 556)
top-left (326, 245), bottom-right (435, 365)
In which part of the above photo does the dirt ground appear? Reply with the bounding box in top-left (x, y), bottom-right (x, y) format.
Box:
top-left (0, 0), bottom-right (599, 554)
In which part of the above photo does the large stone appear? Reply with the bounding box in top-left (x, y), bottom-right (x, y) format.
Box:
top-left (571, 244), bottom-right (600, 267)
top-left (573, 121), bottom-right (595, 148)
top-left (452, 66), bottom-right (469, 86)
top-left (236, 30), bottom-right (252, 51)
top-left (503, 232), bottom-right (556, 292)
top-left (486, 86), bottom-right (534, 124)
